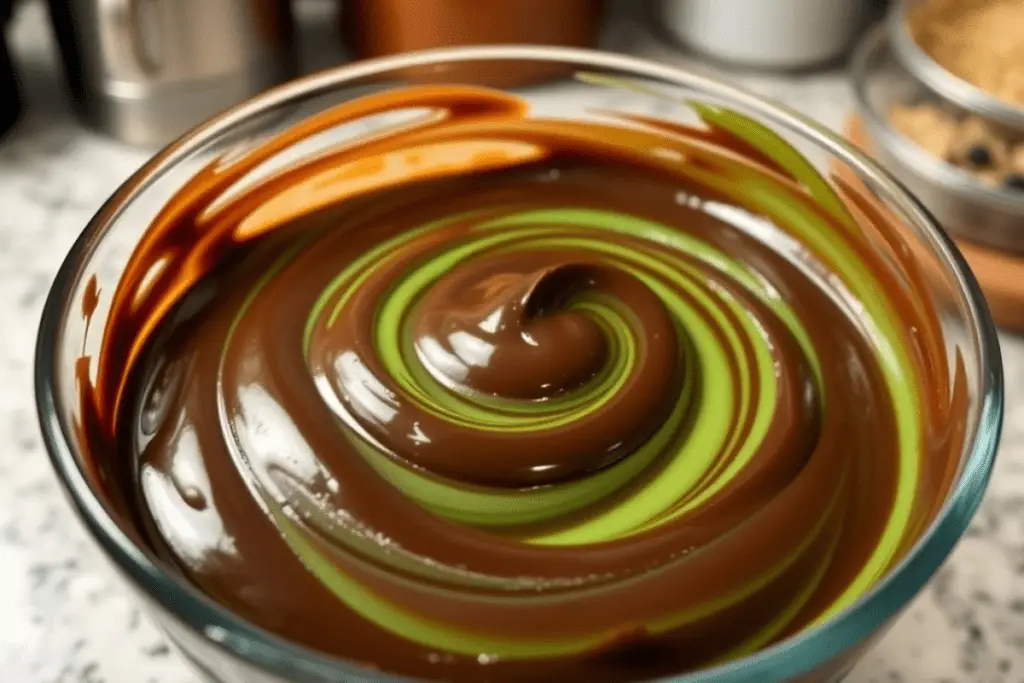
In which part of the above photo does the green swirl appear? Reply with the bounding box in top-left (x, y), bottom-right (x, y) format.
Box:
top-left (292, 206), bottom-right (798, 539)
top-left (211, 96), bottom-right (924, 664)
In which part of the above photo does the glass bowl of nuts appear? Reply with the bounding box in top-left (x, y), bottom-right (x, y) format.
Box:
top-left (852, 24), bottom-right (1024, 254)
top-left (887, 0), bottom-right (1024, 131)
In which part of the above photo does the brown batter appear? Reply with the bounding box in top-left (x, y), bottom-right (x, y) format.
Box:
top-left (76, 85), bottom-right (964, 681)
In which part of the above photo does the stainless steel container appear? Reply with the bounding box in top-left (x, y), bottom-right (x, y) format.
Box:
top-left (0, 0), bottom-right (19, 137)
top-left (658, 0), bottom-right (870, 70)
top-left (47, 0), bottom-right (297, 146)
top-left (852, 25), bottom-right (1024, 255)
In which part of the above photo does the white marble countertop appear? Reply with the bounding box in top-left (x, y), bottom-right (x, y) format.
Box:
top-left (1, 2), bottom-right (1023, 682)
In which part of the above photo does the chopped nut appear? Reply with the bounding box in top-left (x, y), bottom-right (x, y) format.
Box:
top-left (950, 117), bottom-right (1008, 168)
top-left (1004, 173), bottom-right (1024, 191)
top-left (886, 100), bottom-right (1024, 193)
top-left (889, 103), bottom-right (957, 158)
top-left (1010, 145), bottom-right (1024, 173)
top-left (966, 144), bottom-right (993, 167)
top-left (974, 169), bottom-right (1004, 187)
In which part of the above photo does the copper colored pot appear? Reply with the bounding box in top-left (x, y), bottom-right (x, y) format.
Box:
top-left (342, 0), bottom-right (604, 86)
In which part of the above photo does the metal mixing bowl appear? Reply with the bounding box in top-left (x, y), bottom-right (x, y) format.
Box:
top-left (851, 25), bottom-right (1024, 254)
top-left (887, 0), bottom-right (1024, 131)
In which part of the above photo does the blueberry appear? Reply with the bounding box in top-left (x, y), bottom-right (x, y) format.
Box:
top-left (1004, 173), bottom-right (1024, 191)
top-left (966, 144), bottom-right (993, 167)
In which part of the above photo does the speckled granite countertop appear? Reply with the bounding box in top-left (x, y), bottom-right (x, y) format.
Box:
top-left (1, 2), bottom-right (1022, 682)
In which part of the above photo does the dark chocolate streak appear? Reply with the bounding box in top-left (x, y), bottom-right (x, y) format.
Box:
top-left (75, 85), bottom-right (966, 681)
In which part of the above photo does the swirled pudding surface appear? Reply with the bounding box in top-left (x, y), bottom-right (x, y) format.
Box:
top-left (79, 84), bottom-right (964, 681)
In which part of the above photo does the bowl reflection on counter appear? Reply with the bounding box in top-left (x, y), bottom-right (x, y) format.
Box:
top-left (35, 46), bottom-right (1002, 683)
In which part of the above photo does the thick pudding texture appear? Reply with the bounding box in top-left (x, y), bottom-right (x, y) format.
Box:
top-left (79, 85), bottom-right (966, 681)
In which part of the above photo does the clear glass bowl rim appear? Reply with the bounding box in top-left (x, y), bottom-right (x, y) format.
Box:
top-left (34, 45), bottom-right (1004, 683)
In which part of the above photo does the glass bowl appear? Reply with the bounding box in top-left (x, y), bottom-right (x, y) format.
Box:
top-left (35, 46), bottom-right (1003, 683)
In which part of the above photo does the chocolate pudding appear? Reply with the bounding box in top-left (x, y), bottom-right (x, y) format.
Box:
top-left (77, 84), bottom-right (964, 681)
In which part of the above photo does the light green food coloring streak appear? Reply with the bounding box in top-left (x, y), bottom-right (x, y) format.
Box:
top-left (267, 476), bottom-right (841, 659)
top-left (348, 372), bottom-right (686, 528)
top-left (480, 209), bottom-right (822, 384)
top-left (303, 209), bottom-right (491, 354)
top-left (467, 232), bottom-right (771, 538)
top-left (268, 471), bottom-right (843, 655)
top-left (650, 293), bottom-right (777, 525)
top-left (531, 257), bottom-right (765, 545)
top-left (575, 73), bottom-right (856, 231)
top-left (688, 101), bottom-right (855, 232)
top-left (298, 207), bottom-right (759, 534)
top-left (687, 166), bottom-right (920, 620)
top-left (271, 506), bottom-right (604, 658)
top-left (294, 213), bottom-right (713, 527)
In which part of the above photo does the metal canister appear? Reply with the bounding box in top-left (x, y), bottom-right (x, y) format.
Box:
top-left (658, 0), bottom-right (870, 70)
top-left (47, 0), bottom-right (297, 146)
top-left (0, 0), bottom-right (19, 137)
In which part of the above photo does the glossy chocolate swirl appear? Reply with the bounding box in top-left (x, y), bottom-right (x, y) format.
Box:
top-left (79, 84), bottom-right (964, 682)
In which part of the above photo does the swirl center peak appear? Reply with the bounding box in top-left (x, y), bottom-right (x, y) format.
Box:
top-left (414, 257), bottom-right (615, 401)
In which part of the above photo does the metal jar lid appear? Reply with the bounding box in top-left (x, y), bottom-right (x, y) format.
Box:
top-left (48, 0), bottom-right (298, 147)
top-left (0, 0), bottom-right (20, 137)
top-left (886, 0), bottom-right (1024, 132)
